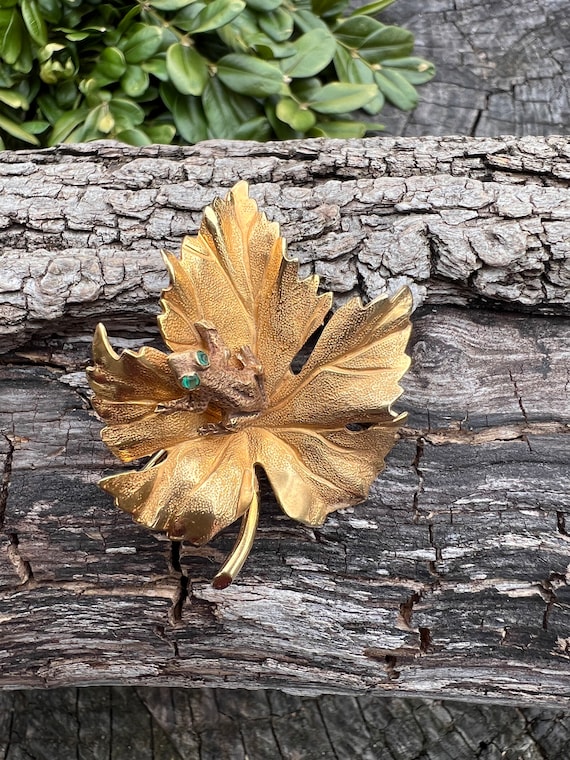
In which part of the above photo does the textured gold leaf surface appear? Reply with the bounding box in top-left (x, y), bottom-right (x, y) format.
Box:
top-left (88, 181), bottom-right (412, 584)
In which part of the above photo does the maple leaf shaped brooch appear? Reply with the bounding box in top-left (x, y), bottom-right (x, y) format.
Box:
top-left (87, 182), bottom-right (412, 588)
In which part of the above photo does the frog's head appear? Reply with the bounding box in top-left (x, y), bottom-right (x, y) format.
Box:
top-left (168, 348), bottom-right (212, 392)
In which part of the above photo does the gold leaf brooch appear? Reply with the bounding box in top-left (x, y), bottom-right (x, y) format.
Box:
top-left (87, 182), bottom-right (412, 588)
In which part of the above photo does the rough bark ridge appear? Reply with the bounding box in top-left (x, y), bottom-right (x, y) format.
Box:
top-left (0, 137), bottom-right (569, 705)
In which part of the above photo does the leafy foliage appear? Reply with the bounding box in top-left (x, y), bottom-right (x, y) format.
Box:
top-left (0, 0), bottom-right (435, 148)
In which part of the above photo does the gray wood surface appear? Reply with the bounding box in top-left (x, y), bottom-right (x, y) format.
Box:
top-left (1, 686), bottom-right (570, 760)
top-left (379, 0), bottom-right (570, 137)
top-left (0, 138), bottom-right (569, 709)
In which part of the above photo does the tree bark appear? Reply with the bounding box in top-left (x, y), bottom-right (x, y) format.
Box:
top-left (0, 137), bottom-right (569, 704)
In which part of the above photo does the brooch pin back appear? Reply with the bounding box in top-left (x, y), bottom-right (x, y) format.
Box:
top-left (87, 182), bottom-right (412, 588)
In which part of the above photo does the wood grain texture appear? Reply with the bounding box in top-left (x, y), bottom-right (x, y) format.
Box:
top-left (379, 0), bottom-right (570, 137)
top-left (0, 137), bottom-right (569, 704)
top-left (2, 686), bottom-right (570, 760)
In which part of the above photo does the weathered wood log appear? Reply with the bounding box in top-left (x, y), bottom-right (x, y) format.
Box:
top-left (0, 137), bottom-right (569, 705)
top-left (2, 685), bottom-right (570, 759)
top-left (381, 0), bottom-right (570, 137)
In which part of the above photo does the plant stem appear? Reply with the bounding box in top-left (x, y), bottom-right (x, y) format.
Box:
top-left (212, 489), bottom-right (259, 589)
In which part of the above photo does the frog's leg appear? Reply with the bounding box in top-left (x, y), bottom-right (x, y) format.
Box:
top-left (235, 345), bottom-right (263, 375)
top-left (155, 391), bottom-right (209, 415)
top-left (198, 410), bottom-right (262, 436)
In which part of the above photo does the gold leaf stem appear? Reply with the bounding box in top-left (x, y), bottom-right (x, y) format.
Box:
top-left (212, 488), bottom-right (260, 589)
top-left (143, 449), bottom-right (167, 470)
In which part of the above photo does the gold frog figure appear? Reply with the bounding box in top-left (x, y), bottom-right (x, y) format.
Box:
top-left (157, 321), bottom-right (267, 433)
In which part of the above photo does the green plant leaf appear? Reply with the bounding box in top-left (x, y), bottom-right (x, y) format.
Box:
top-left (202, 76), bottom-right (259, 138)
top-left (166, 43), bottom-right (208, 96)
top-left (12, 34), bottom-right (33, 73)
top-left (170, 91), bottom-right (208, 143)
top-left (50, 80), bottom-right (79, 111)
top-left (259, 8), bottom-right (293, 42)
top-left (362, 91), bottom-right (384, 115)
top-left (312, 0), bottom-right (349, 16)
top-left (149, 0), bottom-right (195, 9)
top-left (21, 0), bottom-right (47, 45)
top-left (309, 119), bottom-right (367, 138)
top-left (308, 82), bottom-right (377, 113)
top-left (159, 81), bottom-right (177, 112)
top-left (382, 56), bottom-right (435, 84)
top-left (374, 68), bottom-right (418, 109)
top-left (216, 54), bottom-right (284, 97)
top-left (21, 119), bottom-right (49, 133)
top-left (0, 67), bottom-right (15, 89)
top-left (276, 97), bottom-right (316, 131)
top-left (77, 103), bottom-right (112, 137)
top-left (142, 57), bottom-right (169, 81)
top-left (280, 28), bottom-right (335, 78)
top-left (145, 122), bottom-right (176, 143)
top-left (334, 15), bottom-right (382, 47)
top-left (0, 9), bottom-right (23, 65)
top-left (351, 0), bottom-right (396, 15)
top-left (358, 25), bottom-right (414, 63)
top-left (253, 38), bottom-right (295, 59)
top-left (116, 127), bottom-right (152, 146)
top-left (109, 98), bottom-right (145, 127)
top-left (171, 4), bottom-right (205, 33)
top-left (97, 47), bottom-right (127, 81)
top-left (265, 100), bottom-right (299, 140)
top-left (0, 88), bottom-right (28, 109)
top-left (121, 65), bottom-right (150, 97)
top-left (292, 9), bottom-right (329, 33)
top-left (190, 0), bottom-right (246, 34)
top-left (0, 112), bottom-right (39, 144)
top-left (332, 46), bottom-right (350, 81)
top-left (121, 25), bottom-right (163, 65)
top-left (0, 0), bottom-right (432, 151)
top-left (37, 94), bottom-right (63, 124)
top-left (97, 106), bottom-right (115, 134)
top-left (333, 47), bottom-right (373, 85)
top-left (233, 115), bottom-right (272, 140)
top-left (38, 0), bottom-right (63, 24)
top-left (245, 0), bottom-right (281, 10)
top-left (63, 30), bottom-right (90, 41)
top-left (290, 77), bottom-right (323, 102)
top-left (117, 6), bottom-right (142, 37)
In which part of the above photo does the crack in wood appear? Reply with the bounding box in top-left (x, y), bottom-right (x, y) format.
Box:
top-left (411, 436), bottom-right (425, 523)
top-left (398, 592), bottom-right (422, 631)
top-left (6, 533), bottom-right (33, 585)
top-left (508, 369), bottom-right (530, 424)
top-left (152, 624), bottom-right (179, 658)
top-left (542, 573), bottom-right (568, 632)
top-left (402, 421), bottom-right (570, 446)
top-left (0, 433), bottom-right (14, 530)
top-left (418, 626), bottom-right (433, 654)
top-left (427, 524), bottom-right (443, 580)
top-left (168, 541), bottom-right (188, 626)
top-left (384, 655), bottom-right (401, 681)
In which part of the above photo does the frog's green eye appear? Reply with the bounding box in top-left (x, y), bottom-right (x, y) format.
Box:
top-left (196, 350), bottom-right (210, 367)
top-left (181, 373), bottom-right (200, 391)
